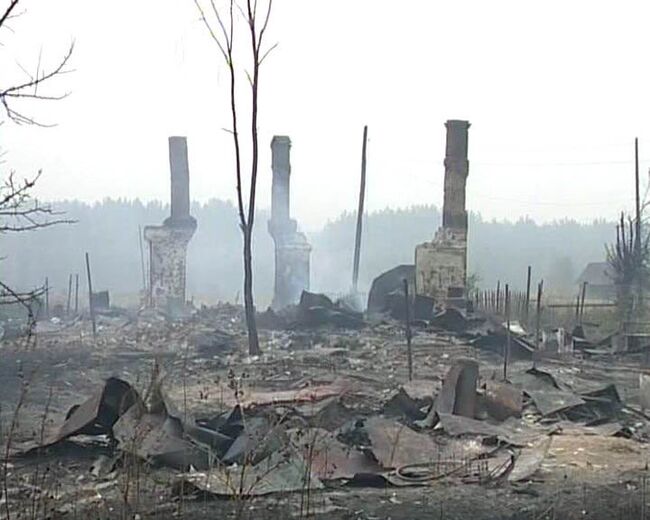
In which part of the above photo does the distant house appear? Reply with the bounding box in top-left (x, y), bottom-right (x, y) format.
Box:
top-left (576, 262), bottom-right (616, 301)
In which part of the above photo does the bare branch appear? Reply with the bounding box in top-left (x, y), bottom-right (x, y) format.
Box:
top-left (193, 0), bottom-right (229, 61)
top-left (258, 0), bottom-right (273, 43)
top-left (0, 41), bottom-right (75, 126)
top-left (259, 41), bottom-right (278, 65)
top-left (0, 170), bottom-right (76, 232)
top-left (0, 0), bottom-right (20, 30)
top-left (0, 280), bottom-right (42, 313)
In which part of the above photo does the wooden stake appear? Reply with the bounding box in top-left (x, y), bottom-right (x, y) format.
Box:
top-left (44, 277), bottom-right (49, 318)
top-left (635, 137), bottom-right (644, 313)
top-left (138, 225), bottom-right (147, 295)
top-left (74, 274), bottom-right (79, 314)
top-left (535, 280), bottom-right (544, 350)
top-left (524, 266), bottom-right (532, 325)
top-left (85, 252), bottom-right (97, 340)
top-left (66, 274), bottom-right (73, 315)
top-left (403, 278), bottom-right (413, 382)
top-left (504, 284), bottom-right (510, 380)
top-left (352, 125), bottom-right (368, 293)
top-left (580, 281), bottom-right (588, 324)
top-left (636, 137), bottom-right (641, 256)
top-left (496, 280), bottom-right (501, 314)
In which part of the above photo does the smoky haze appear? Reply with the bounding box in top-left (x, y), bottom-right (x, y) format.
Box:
top-left (1, 0), bottom-right (644, 310)
top-left (0, 199), bottom-right (614, 308)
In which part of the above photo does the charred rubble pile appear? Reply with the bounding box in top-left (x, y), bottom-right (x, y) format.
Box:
top-left (5, 345), bottom-right (647, 509)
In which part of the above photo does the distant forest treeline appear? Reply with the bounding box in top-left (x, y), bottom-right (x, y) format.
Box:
top-left (0, 199), bottom-right (615, 307)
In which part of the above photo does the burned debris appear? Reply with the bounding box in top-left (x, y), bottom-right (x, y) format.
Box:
top-left (6, 312), bottom-right (646, 520)
top-left (4, 120), bottom-right (650, 520)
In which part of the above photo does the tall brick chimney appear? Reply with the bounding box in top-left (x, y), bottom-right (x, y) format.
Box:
top-left (270, 135), bottom-right (291, 225)
top-left (442, 120), bottom-right (470, 233)
top-left (168, 136), bottom-right (191, 224)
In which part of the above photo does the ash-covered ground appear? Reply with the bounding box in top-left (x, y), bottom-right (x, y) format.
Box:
top-left (2, 304), bottom-right (650, 520)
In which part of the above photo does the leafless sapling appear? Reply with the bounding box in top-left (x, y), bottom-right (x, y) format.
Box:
top-left (193, 0), bottom-right (277, 355)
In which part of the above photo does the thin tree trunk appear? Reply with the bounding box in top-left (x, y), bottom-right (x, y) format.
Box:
top-left (193, 0), bottom-right (272, 357)
top-left (243, 228), bottom-right (260, 354)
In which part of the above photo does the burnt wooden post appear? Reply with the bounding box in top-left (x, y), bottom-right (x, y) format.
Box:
top-left (535, 280), bottom-right (544, 350)
top-left (352, 125), bottom-right (368, 293)
top-left (85, 253), bottom-right (97, 340)
top-left (66, 274), bottom-right (73, 315)
top-left (496, 280), bottom-right (501, 314)
top-left (44, 277), bottom-right (49, 318)
top-left (524, 266), bottom-right (532, 325)
top-left (580, 281), bottom-right (588, 324)
top-left (403, 278), bottom-right (413, 382)
top-left (138, 225), bottom-right (147, 294)
top-left (504, 284), bottom-right (511, 380)
top-left (74, 274), bottom-right (79, 314)
top-left (636, 137), bottom-right (642, 256)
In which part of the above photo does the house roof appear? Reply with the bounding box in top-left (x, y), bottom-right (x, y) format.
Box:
top-left (577, 262), bottom-right (614, 286)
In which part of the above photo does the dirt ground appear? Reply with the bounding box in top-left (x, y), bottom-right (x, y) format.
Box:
top-left (2, 305), bottom-right (650, 519)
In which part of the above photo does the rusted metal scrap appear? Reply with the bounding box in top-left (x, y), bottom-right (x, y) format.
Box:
top-left (113, 405), bottom-right (212, 470)
top-left (483, 380), bottom-right (523, 421)
top-left (221, 415), bottom-right (285, 465)
top-left (437, 413), bottom-right (554, 447)
top-left (389, 449), bottom-right (514, 486)
top-left (288, 428), bottom-right (381, 480)
top-left (113, 382), bottom-right (231, 470)
top-left (45, 377), bottom-right (141, 446)
top-left (224, 378), bottom-right (359, 409)
top-left (434, 359), bottom-right (478, 418)
top-left (363, 417), bottom-right (439, 469)
top-left (180, 448), bottom-right (324, 497)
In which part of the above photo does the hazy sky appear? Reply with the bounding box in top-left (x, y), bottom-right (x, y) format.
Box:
top-left (3, 0), bottom-right (650, 230)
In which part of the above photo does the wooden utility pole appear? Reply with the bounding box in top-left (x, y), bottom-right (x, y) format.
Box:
top-left (403, 278), bottom-right (413, 382)
top-left (44, 277), bottom-right (49, 318)
top-left (66, 274), bottom-right (73, 315)
top-left (138, 225), bottom-right (147, 296)
top-left (352, 125), bottom-right (368, 293)
top-left (535, 280), bottom-right (544, 350)
top-left (496, 280), bottom-right (501, 314)
top-left (74, 274), bottom-right (79, 314)
top-left (579, 281), bottom-right (588, 324)
top-left (504, 284), bottom-right (510, 380)
top-left (524, 266), bottom-right (532, 325)
top-left (85, 253), bottom-right (97, 340)
top-left (635, 137), bottom-right (644, 312)
top-left (636, 137), bottom-right (641, 255)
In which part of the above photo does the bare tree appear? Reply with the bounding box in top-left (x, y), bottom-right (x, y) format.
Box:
top-left (0, 0), bottom-right (75, 313)
top-left (1, 0), bottom-right (75, 233)
top-left (193, 0), bottom-right (276, 355)
top-left (606, 212), bottom-right (649, 321)
top-left (0, 170), bottom-right (73, 233)
top-left (0, 0), bottom-right (74, 127)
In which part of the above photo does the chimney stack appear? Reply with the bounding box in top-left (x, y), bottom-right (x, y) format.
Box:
top-left (442, 120), bottom-right (470, 233)
top-left (270, 136), bottom-right (291, 225)
top-left (169, 136), bottom-right (191, 223)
